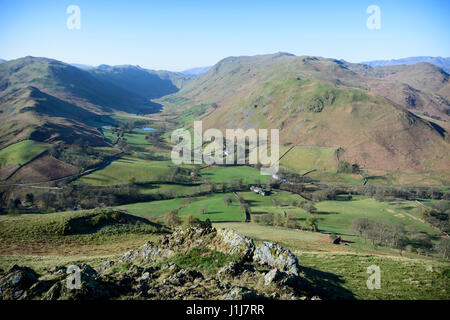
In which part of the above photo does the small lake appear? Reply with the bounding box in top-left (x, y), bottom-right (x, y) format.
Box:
top-left (141, 127), bottom-right (157, 131)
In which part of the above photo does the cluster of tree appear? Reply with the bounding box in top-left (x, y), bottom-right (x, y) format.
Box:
top-left (161, 209), bottom-right (212, 229)
top-left (351, 217), bottom-right (449, 258)
top-left (0, 194), bottom-right (37, 215)
top-left (350, 185), bottom-right (448, 201)
top-left (352, 217), bottom-right (409, 249)
top-left (252, 211), bottom-right (318, 231)
top-left (49, 141), bottom-right (104, 171)
top-left (416, 200), bottom-right (449, 234)
top-left (337, 160), bottom-right (360, 174)
top-left (277, 168), bottom-right (312, 184)
top-left (145, 131), bottom-right (166, 149)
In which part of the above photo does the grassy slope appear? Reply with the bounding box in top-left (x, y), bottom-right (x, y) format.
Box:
top-left (0, 140), bottom-right (46, 169)
top-left (79, 156), bottom-right (177, 185)
top-left (0, 140), bottom-right (46, 179)
top-left (279, 145), bottom-right (337, 174)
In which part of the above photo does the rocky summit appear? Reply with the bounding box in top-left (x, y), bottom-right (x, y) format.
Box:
top-left (0, 226), bottom-right (321, 300)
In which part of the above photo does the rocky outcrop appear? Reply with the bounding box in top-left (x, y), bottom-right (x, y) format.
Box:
top-left (0, 227), bottom-right (319, 300)
top-left (253, 241), bottom-right (300, 275)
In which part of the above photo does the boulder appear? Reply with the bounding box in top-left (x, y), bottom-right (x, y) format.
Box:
top-left (252, 241), bottom-right (300, 275)
top-left (223, 286), bottom-right (260, 300)
top-left (215, 228), bottom-right (255, 260)
top-left (0, 265), bottom-right (39, 300)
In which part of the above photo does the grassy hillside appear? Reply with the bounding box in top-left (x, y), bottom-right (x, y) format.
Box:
top-left (0, 140), bottom-right (46, 179)
top-left (166, 53), bottom-right (449, 180)
top-left (79, 156), bottom-right (178, 185)
top-left (279, 146), bottom-right (337, 173)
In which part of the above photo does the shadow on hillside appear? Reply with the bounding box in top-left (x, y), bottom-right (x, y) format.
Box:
top-left (300, 266), bottom-right (356, 300)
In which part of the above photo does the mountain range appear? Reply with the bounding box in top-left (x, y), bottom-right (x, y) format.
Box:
top-left (0, 53), bottom-right (449, 181)
top-left (362, 56), bottom-right (450, 73)
top-left (168, 53), bottom-right (449, 173)
top-left (0, 57), bottom-right (187, 149)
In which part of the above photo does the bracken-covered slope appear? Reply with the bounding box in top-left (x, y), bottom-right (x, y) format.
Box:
top-left (0, 57), bottom-right (190, 150)
top-left (169, 53), bottom-right (450, 174)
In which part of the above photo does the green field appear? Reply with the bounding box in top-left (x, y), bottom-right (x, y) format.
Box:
top-left (79, 156), bottom-right (177, 185)
top-left (123, 129), bottom-right (150, 146)
top-left (200, 165), bottom-right (269, 184)
top-left (311, 197), bottom-right (436, 236)
top-left (118, 198), bottom-right (190, 219)
top-left (100, 126), bottom-right (119, 144)
top-left (0, 140), bottom-right (46, 168)
top-left (239, 191), bottom-right (439, 249)
top-left (119, 192), bottom-right (245, 222)
top-left (0, 140), bottom-right (46, 179)
top-left (280, 145), bottom-right (337, 174)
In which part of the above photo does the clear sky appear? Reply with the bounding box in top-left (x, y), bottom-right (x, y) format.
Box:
top-left (0, 0), bottom-right (449, 71)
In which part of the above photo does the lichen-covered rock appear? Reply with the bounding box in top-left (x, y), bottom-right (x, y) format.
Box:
top-left (116, 227), bottom-right (255, 268)
top-left (122, 241), bottom-right (173, 263)
top-left (223, 286), bottom-right (260, 300)
top-left (0, 265), bottom-right (38, 300)
top-left (0, 228), bottom-right (321, 300)
top-left (217, 261), bottom-right (244, 281)
top-left (42, 264), bottom-right (110, 300)
top-left (252, 242), bottom-right (300, 275)
top-left (264, 269), bottom-right (282, 286)
top-left (215, 228), bottom-right (255, 260)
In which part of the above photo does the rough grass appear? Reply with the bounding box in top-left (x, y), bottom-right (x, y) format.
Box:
top-left (170, 247), bottom-right (238, 275)
top-left (297, 251), bottom-right (450, 300)
top-left (0, 209), bottom-right (161, 244)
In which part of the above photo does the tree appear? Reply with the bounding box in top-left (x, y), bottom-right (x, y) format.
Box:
top-left (25, 193), bottom-right (34, 206)
top-left (434, 238), bottom-right (450, 259)
top-left (302, 215), bottom-right (319, 232)
top-left (199, 205), bottom-right (207, 215)
top-left (224, 196), bottom-right (233, 206)
top-left (273, 212), bottom-right (284, 227)
top-left (352, 217), bottom-right (371, 238)
top-left (209, 182), bottom-right (216, 193)
top-left (163, 209), bottom-right (182, 227)
top-left (301, 201), bottom-right (317, 213)
top-left (284, 213), bottom-right (299, 229)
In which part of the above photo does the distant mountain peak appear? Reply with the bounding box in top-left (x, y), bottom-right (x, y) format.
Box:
top-left (361, 56), bottom-right (450, 73)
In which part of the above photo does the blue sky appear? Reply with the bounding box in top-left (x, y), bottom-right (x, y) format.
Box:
top-left (0, 0), bottom-right (449, 71)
